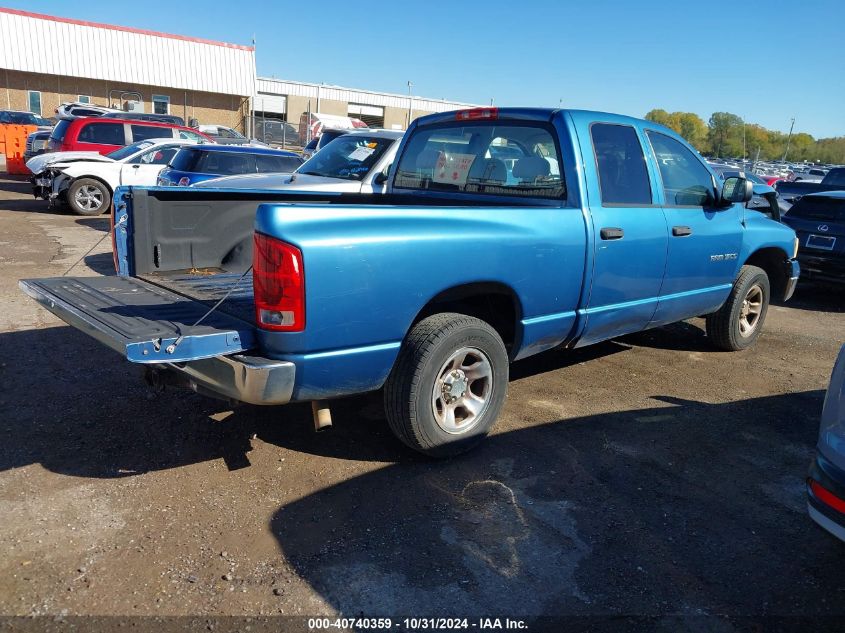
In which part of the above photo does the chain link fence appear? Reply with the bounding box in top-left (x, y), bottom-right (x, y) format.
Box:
top-left (245, 114), bottom-right (304, 151)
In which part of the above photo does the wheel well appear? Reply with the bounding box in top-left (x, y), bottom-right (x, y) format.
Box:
top-left (744, 248), bottom-right (788, 298)
top-left (66, 176), bottom-right (113, 196)
top-left (413, 283), bottom-right (522, 356)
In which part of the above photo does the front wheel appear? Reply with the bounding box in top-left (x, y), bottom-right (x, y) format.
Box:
top-left (384, 313), bottom-right (509, 457)
top-left (706, 265), bottom-right (770, 351)
top-left (67, 178), bottom-right (111, 216)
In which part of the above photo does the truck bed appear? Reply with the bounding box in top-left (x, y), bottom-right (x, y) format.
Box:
top-left (138, 270), bottom-right (255, 324)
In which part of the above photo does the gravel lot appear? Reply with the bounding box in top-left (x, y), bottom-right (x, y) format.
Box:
top-left (0, 174), bottom-right (843, 629)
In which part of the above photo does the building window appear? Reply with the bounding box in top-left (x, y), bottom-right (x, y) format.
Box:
top-left (28, 91), bottom-right (42, 115)
top-left (78, 95), bottom-right (91, 104)
top-left (152, 94), bottom-right (170, 115)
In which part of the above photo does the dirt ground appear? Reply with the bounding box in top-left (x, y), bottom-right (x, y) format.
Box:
top-left (0, 174), bottom-right (843, 631)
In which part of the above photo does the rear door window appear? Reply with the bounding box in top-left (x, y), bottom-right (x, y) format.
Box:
top-left (394, 122), bottom-right (564, 199)
top-left (131, 124), bottom-right (171, 142)
top-left (78, 122), bottom-right (125, 145)
top-left (194, 151), bottom-right (257, 175)
top-left (590, 123), bottom-right (652, 205)
top-left (134, 146), bottom-right (180, 165)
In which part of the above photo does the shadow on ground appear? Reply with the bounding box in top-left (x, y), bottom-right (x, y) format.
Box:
top-left (778, 282), bottom-right (845, 314)
top-left (269, 390), bottom-right (843, 621)
top-left (1, 322), bottom-right (843, 621)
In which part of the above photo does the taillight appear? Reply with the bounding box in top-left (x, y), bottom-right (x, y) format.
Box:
top-left (253, 233), bottom-right (304, 331)
top-left (809, 479), bottom-right (845, 515)
top-left (178, 177), bottom-right (191, 186)
top-left (456, 107), bottom-right (498, 121)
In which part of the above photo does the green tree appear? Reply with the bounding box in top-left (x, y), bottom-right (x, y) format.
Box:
top-left (676, 112), bottom-right (708, 152)
top-left (708, 112), bottom-right (743, 157)
top-left (645, 109), bottom-right (679, 131)
top-left (645, 109), bottom-right (708, 152)
top-left (786, 132), bottom-right (815, 162)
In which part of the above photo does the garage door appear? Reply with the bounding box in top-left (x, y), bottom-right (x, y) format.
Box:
top-left (348, 103), bottom-right (384, 128)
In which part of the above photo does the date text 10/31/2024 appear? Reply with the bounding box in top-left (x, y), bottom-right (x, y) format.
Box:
top-left (307, 617), bottom-right (529, 630)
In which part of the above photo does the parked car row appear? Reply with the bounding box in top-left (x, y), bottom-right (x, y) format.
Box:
top-left (25, 123), bottom-right (403, 214)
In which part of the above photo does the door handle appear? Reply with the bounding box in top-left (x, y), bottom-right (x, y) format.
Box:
top-left (600, 227), bottom-right (624, 240)
top-left (672, 225), bottom-right (692, 237)
top-left (132, 164), bottom-right (140, 169)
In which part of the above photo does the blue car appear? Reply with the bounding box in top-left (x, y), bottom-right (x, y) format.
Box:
top-left (157, 144), bottom-right (303, 186)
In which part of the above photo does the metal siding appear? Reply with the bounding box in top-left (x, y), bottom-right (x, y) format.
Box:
top-left (1, 10), bottom-right (254, 96)
top-left (254, 77), bottom-right (477, 113)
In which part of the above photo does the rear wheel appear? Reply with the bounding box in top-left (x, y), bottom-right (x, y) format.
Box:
top-left (67, 178), bottom-right (111, 216)
top-left (706, 265), bottom-right (770, 351)
top-left (384, 313), bottom-right (508, 457)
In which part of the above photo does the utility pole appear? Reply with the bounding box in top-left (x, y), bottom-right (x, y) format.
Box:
top-left (782, 117), bottom-right (795, 162)
top-left (742, 117), bottom-right (746, 160)
top-left (407, 81), bottom-right (413, 128)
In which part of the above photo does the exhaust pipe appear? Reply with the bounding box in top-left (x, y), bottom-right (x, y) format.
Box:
top-left (311, 400), bottom-right (332, 431)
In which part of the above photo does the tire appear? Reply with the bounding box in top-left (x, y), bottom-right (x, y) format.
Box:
top-left (384, 313), bottom-right (509, 457)
top-left (67, 178), bottom-right (111, 216)
top-left (706, 265), bottom-right (770, 351)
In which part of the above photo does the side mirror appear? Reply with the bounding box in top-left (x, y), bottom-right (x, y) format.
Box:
top-left (720, 176), bottom-right (753, 206)
top-left (373, 171), bottom-right (389, 185)
top-left (188, 118), bottom-right (199, 129)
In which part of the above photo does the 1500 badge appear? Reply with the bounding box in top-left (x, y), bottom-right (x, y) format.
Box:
top-left (710, 253), bottom-right (738, 262)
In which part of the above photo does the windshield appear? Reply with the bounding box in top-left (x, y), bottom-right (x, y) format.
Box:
top-left (106, 140), bottom-right (157, 161)
top-left (297, 135), bottom-right (394, 180)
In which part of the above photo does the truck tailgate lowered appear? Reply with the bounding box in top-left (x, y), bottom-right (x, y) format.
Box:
top-left (19, 276), bottom-right (256, 363)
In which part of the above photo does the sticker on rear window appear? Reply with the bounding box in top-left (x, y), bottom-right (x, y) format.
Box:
top-left (348, 146), bottom-right (375, 161)
top-left (433, 152), bottom-right (475, 185)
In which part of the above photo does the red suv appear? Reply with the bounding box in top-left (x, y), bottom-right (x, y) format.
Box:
top-left (47, 118), bottom-right (211, 154)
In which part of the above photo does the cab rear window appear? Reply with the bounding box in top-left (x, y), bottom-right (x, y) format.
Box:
top-left (393, 122), bottom-right (564, 199)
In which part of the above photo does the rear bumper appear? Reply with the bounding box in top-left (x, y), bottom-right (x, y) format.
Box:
top-left (783, 258), bottom-right (800, 301)
top-left (152, 354), bottom-right (295, 405)
top-left (807, 452), bottom-right (845, 542)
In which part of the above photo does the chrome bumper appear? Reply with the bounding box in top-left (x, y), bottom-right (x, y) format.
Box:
top-left (783, 258), bottom-right (800, 301)
top-left (157, 354), bottom-right (295, 406)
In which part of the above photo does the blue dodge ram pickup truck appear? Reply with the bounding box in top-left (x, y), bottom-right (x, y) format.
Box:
top-left (20, 108), bottom-right (800, 456)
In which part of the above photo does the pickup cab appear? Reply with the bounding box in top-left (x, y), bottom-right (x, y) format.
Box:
top-left (776, 167), bottom-right (845, 206)
top-left (20, 108), bottom-right (801, 456)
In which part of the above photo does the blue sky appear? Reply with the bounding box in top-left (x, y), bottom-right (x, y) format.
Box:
top-left (12, 0), bottom-right (845, 137)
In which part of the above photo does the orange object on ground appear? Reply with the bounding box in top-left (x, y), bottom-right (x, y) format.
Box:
top-left (4, 124), bottom-right (37, 175)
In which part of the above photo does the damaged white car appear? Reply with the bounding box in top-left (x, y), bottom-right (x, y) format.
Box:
top-left (27, 138), bottom-right (201, 215)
